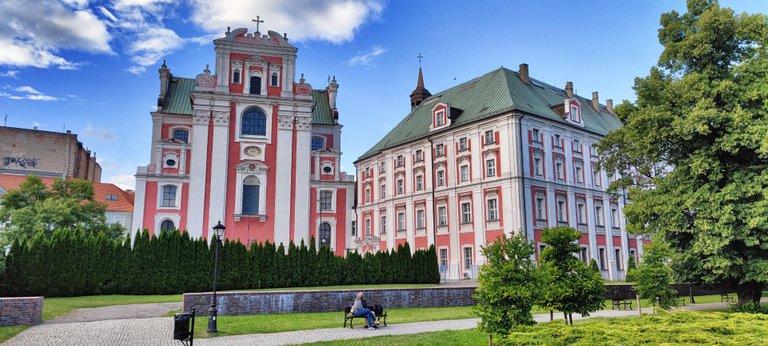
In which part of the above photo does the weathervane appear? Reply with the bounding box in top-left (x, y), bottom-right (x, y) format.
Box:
top-left (252, 16), bottom-right (264, 33)
top-left (417, 53), bottom-right (424, 67)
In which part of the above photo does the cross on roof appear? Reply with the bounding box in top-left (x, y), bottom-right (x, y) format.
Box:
top-left (252, 16), bottom-right (264, 33)
top-left (417, 53), bottom-right (424, 67)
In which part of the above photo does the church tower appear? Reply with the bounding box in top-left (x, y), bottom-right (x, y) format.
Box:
top-left (409, 67), bottom-right (431, 110)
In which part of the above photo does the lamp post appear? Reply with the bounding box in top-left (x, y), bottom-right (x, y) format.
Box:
top-left (207, 221), bottom-right (225, 334)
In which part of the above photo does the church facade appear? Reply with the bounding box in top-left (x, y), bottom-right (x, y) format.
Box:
top-left (355, 64), bottom-right (645, 281)
top-left (132, 27), bottom-right (355, 254)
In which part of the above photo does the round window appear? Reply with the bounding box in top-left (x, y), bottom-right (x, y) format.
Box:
top-left (166, 159), bottom-right (176, 167)
top-left (323, 166), bottom-right (332, 174)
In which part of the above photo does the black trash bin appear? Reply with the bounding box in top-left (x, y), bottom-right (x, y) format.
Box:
top-left (173, 307), bottom-right (195, 344)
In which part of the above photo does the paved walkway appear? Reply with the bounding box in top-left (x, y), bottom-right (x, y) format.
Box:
top-left (47, 302), bottom-right (181, 324)
top-left (3, 307), bottom-right (656, 346)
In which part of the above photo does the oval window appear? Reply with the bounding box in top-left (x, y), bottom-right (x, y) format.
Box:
top-left (323, 166), bottom-right (332, 174)
top-left (166, 159), bottom-right (177, 167)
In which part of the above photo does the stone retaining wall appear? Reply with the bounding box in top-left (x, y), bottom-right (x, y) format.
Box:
top-left (183, 287), bottom-right (478, 316)
top-left (0, 296), bottom-right (43, 326)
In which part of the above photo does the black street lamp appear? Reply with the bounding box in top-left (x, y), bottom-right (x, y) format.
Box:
top-left (207, 221), bottom-right (225, 334)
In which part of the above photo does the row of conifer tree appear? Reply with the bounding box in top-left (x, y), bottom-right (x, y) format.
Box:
top-left (1, 229), bottom-right (440, 297)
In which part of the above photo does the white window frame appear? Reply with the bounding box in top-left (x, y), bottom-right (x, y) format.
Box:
top-left (486, 198), bottom-right (498, 221)
top-left (598, 247), bottom-right (607, 270)
top-left (415, 175), bottom-right (424, 191)
top-left (416, 209), bottom-right (425, 229)
top-left (486, 158), bottom-right (496, 177)
top-left (233, 162), bottom-right (269, 217)
top-left (461, 200), bottom-right (472, 224)
top-left (396, 178), bottom-right (404, 195)
top-left (577, 199), bottom-right (587, 225)
top-left (460, 164), bottom-right (469, 183)
top-left (158, 183), bottom-right (182, 209)
top-left (595, 204), bottom-right (604, 226)
top-left (533, 154), bottom-right (543, 177)
top-left (459, 137), bottom-right (468, 151)
top-left (437, 205), bottom-right (448, 226)
top-left (484, 130), bottom-right (494, 145)
top-left (397, 211), bottom-right (406, 231)
top-left (436, 144), bottom-right (445, 157)
top-left (463, 246), bottom-right (474, 270)
top-left (318, 189), bottom-right (336, 212)
top-left (415, 149), bottom-right (423, 162)
top-left (380, 183), bottom-right (386, 199)
top-left (436, 170), bottom-right (445, 187)
top-left (380, 214), bottom-right (387, 234)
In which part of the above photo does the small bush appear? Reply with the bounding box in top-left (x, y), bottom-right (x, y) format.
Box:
top-left (730, 302), bottom-right (768, 314)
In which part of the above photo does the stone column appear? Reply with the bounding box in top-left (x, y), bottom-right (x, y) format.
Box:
top-left (187, 111), bottom-right (210, 238)
top-left (293, 116), bottom-right (312, 243)
top-left (206, 111), bottom-right (230, 234)
top-left (273, 114), bottom-right (294, 247)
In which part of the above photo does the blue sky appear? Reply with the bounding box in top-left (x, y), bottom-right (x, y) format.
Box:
top-left (0, 0), bottom-right (764, 190)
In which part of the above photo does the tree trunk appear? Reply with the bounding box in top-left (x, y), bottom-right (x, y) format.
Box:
top-left (550, 310), bottom-right (553, 321)
top-left (736, 282), bottom-right (763, 305)
top-left (568, 313), bottom-right (573, 325)
top-left (563, 312), bottom-right (568, 325)
top-left (488, 334), bottom-right (492, 346)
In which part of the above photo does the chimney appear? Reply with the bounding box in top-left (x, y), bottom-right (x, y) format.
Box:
top-left (592, 91), bottom-right (599, 110)
top-left (565, 81), bottom-right (573, 98)
top-left (519, 63), bottom-right (530, 84)
top-left (157, 60), bottom-right (171, 111)
top-left (606, 99), bottom-right (614, 113)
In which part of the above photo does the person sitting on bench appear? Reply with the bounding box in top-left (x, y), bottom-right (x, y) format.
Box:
top-left (351, 292), bottom-right (378, 330)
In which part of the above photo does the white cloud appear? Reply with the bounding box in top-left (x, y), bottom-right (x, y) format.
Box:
top-left (0, 0), bottom-right (112, 69)
top-left (126, 27), bottom-right (184, 74)
top-left (82, 123), bottom-right (117, 141)
top-left (0, 70), bottom-right (19, 78)
top-left (0, 85), bottom-right (58, 101)
top-left (189, 0), bottom-right (384, 43)
top-left (347, 45), bottom-right (387, 67)
top-left (109, 174), bottom-right (136, 191)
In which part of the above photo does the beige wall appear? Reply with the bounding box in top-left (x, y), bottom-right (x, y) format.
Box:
top-left (0, 127), bottom-right (101, 182)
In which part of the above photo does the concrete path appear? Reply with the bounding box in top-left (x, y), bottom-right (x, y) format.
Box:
top-left (2, 307), bottom-right (654, 346)
top-left (47, 302), bottom-right (182, 324)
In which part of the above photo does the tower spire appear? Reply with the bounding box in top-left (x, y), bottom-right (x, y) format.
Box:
top-left (410, 54), bottom-right (431, 110)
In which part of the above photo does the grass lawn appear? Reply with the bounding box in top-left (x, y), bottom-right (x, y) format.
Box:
top-left (42, 294), bottom-right (183, 320)
top-left (194, 306), bottom-right (476, 338)
top-left (0, 326), bottom-right (29, 344)
top-left (305, 310), bottom-right (768, 345)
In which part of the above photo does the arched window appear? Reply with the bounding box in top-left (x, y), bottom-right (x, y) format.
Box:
top-left (160, 220), bottom-right (175, 234)
top-left (250, 75), bottom-right (262, 94)
top-left (319, 222), bottom-right (331, 246)
top-left (311, 136), bottom-right (325, 151)
top-left (241, 108), bottom-right (267, 136)
top-left (242, 175), bottom-right (260, 215)
top-left (161, 185), bottom-right (177, 207)
top-left (173, 129), bottom-right (189, 143)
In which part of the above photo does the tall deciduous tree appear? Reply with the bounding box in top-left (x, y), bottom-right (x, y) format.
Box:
top-left (539, 227), bottom-right (606, 325)
top-left (0, 176), bottom-right (125, 249)
top-left (474, 233), bottom-right (543, 343)
top-left (597, 0), bottom-right (768, 304)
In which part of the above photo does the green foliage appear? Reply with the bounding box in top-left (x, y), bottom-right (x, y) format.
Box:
top-left (539, 227), bottom-right (606, 324)
top-left (625, 255), bottom-right (638, 282)
top-left (505, 310), bottom-right (768, 345)
top-left (633, 241), bottom-right (678, 310)
top-left (0, 229), bottom-right (439, 297)
top-left (597, 0), bottom-right (768, 303)
top-left (474, 233), bottom-right (544, 336)
top-left (730, 302), bottom-right (768, 314)
top-left (0, 176), bottom-right (125, 250)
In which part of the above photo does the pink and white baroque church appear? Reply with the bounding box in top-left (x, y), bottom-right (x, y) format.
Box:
top-left (132, 26), bottom-right (356, 255)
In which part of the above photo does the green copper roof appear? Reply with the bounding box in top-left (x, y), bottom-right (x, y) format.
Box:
top-left (163, 77), bottom-right (196, 115)
top-left (357, 67), bottom-right (622, 162)
top-left (311, 89), bottom-right (335, 125)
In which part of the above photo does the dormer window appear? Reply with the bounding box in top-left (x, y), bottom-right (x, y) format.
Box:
top-left (435, 110), bottom-right (445, 127)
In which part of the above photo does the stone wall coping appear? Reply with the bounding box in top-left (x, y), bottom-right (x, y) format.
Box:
top-left (0, 296), bottom-right (44, 301)
top-left (182, 286), bottom-right (469, 297)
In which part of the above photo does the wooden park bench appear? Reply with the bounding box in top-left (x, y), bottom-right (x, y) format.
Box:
top-left (720, 293), bottom-right (735, 303)
top-left (611, 299), bottom-right (633, 310)
top-left (343, 305), bottom-right (388, 328)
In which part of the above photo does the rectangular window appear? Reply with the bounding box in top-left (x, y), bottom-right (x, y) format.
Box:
top-left (397, 179), bottom-right (404, 195)
top-left (598, 248), bottom-right (606, 270)
top-left (595, 204), bottom-right (604, 226)
top-left (416, 175), bottom-right (424, 191)
top-left (396, 155), bottom-right (404, 167)
top-left (554, 134), bottom-right (562, 148)
top-left (435, 110), bottom-right (445, 127)
top-left (590, 145), bottom-right (599, 157)
top-left (461, 201), bottom-right (472, 224)
top-left (380, 161), bottom-right (386, 173)
top-left (577, 200), bottom-right (587, 225)
top-left (593, 167), bottom-right (601, 187)
top-left (438, 206), bottom-right (447, 226)
top-left (439, 248), bottom-right (448, 270)
top-left (534, 155), bottom-right (543, 176)
top-left (557, 198), bottom-right (567, 223)
top-left (351, 221), bottom-right (357, 235)
top-left (463, 246), bottom-right (473, 270)
top-left (416, 209), bottom-right (425, 229)
top-left (486, 159), bottom-right (496, 177)
top-left (249, 76), bottom-right (261, 94)
top-left (460, 165), bottom-right (469, 182)
top-left (629, 249), bottom-right (637, 263)
top-left (459, 137), bottom-right (468, 151)
top-left (611, 207), bottom-right (620, 228)
top-left (615, 248), bottom-right (623, 270)
top-left (380, 184), bottom-right (386, 199)
top-left (485, 130), bottom-right (494, 145)
top-left (380, 215), bottom-right (386, 234)
top-left (415, 149), bottom-right (423, 162)
top-left (105, 194), bottom-right (118, 201)
top-left (437, 170), bottom-right (445, 186)
top-left (161, 185), bottom-right (177, 207)
top-left (319, 191), bottom-right (333, 211)
top-left (555, 160), bottom-right (564, 180)
top-left (535, 195), bottom-right (546, 221)
top-left (574, 139), bottom-right (581, 153)
top-left (397, 212), bottom-right (406, 231)
top-left (532, 128), bottom-right (540, 143)
top-left (580, 247), bottom-right (589, 263)
top-left (365, 188), bottom-right (371, 203)
top-left (486, 198), bottom-right (498, 221)
top-left (436, 144), bottom-right (445, 157)
top-left (365, 218), bottom-right (371, 236)
top-left (575, 164), bottom-right (583, 184)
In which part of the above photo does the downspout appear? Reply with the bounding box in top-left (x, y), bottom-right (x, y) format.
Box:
top-left (517, 114), bottom-right (528, 239)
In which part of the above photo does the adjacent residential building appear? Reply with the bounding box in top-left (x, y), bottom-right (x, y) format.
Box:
top-left (354, 64), bottom-right (645, 281)
top-left (0, 126), bottom-right (101, 182)
top-left (132, 27), bottom-right (355, 254)
top-left (0, 174), bottom-right (133, 230)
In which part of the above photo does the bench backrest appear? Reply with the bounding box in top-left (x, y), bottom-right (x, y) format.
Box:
top-left (344, 306), bottom-right (351, 314)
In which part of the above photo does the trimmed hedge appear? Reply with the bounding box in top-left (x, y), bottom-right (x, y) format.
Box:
top-left (0, 229), bottom-right (440, 297)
